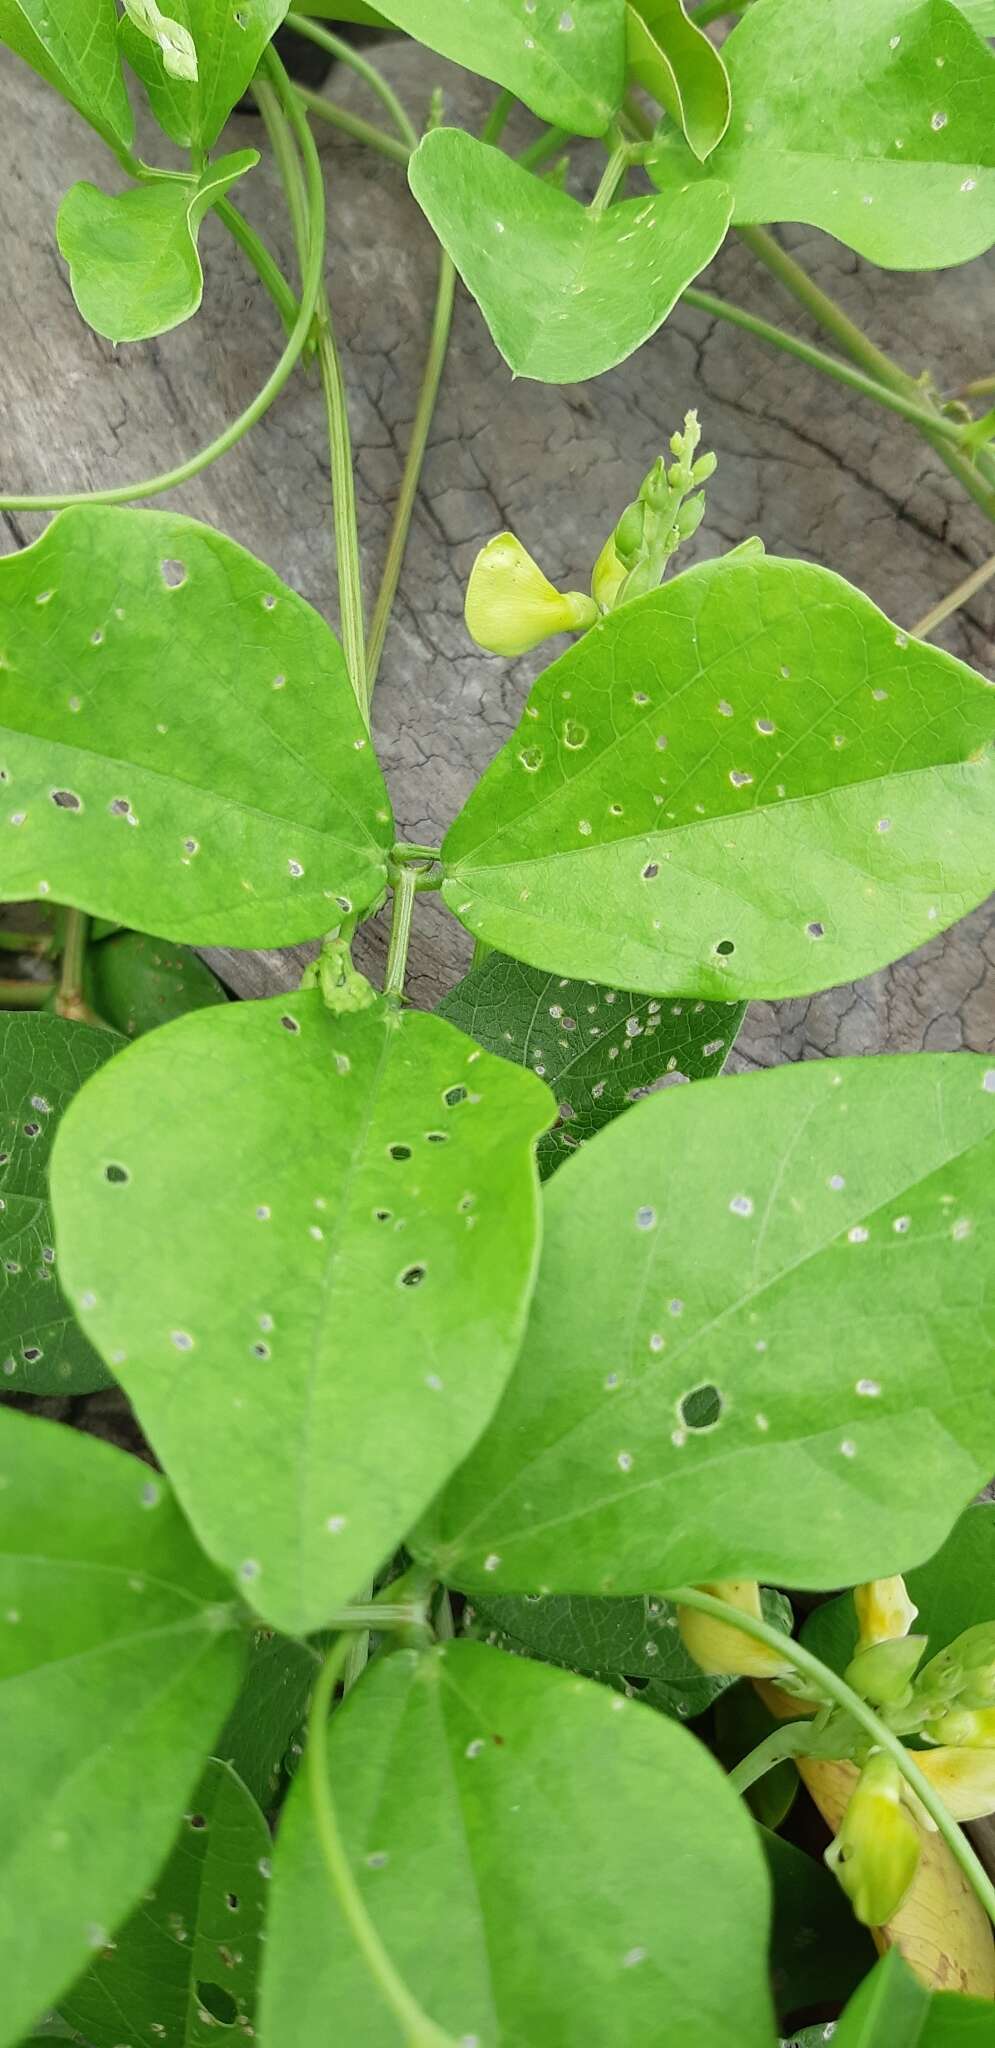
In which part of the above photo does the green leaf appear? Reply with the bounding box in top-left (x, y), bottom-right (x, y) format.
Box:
top-left (0, 0), bottom-right (133, 151)
top-left (51, 993), bottom-right (554, 1636)
top-left (441, 556), bottom-right (995, 1001)
top-left (87, 931), bottom-right (226, 1039)
top-left (956, 0), bottom-right (995, 34)
top-left (119, 0), bottom-right (288, 151)
top-left (763, 1832), bottom-right (875, 2024)
top-left (1, 1013), bottom-right (122, 1395)
top-left (626, 0), bottom-right (730, 160)
top-left (802, 1502), bottom-right (995, 1677)
top-left (438, 950), bottom-right (743, 1179)
top-left (649, 0), bottom-right (995, 269)
top-left (463, 1588), bottom-right (733, 1717)
top-left (416, 1053), bottom-right (995, 1596)
top-left (216, 1626), bottom-right (319, 1809)
top-left (408, 128), bottom-right (731, 382)
top-left (828, 1947), bottom-right (995, 2043)
top-left (260, 1639), bottom-right (776, 2047)
top-left (0, 1409), bottom-right (246, 2048)
top-left (57, 154), bottom-right (258, 343)
top-left (59, 1758), bottom-right (269, 2048)
top-left (353, 0), bottom-right (625, 135)
top-left (0, 507), bottom-right (392, 948)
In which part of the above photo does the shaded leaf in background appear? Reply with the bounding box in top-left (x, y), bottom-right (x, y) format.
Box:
top-left (0, 0), bottom-right (133, 151)
top-left (441, 557), bottom-right (995, 1001)
top-left (260, 1640), bottom-right (775, 2047)
top-left (86, 931), bottom-right (226, 1038)
top-left (802, 1503), bottom-right (995, 1677)
top-left (763, 1831), bottom-right (875, 2026)
top-left (355, 0), bottom-right (624, 135)
top-left (714, 1681), bottom-right (797, 1831)
top-left (0, 507), bottom-right (392, 947)
top-left (120, 0), bottom-right (287, 150)
top-left (409, 128), bottom-right (731, 382)
top-left (52, 993), bottom-right (554, 1635)
top-left (626, 0), bottom-right (730, 161)
top-left (437, 950), bottom-right (743, 1178)
top-left (417, 1055), bottom-right (995, 1596)
top-left (1, 1013), bottom-right (121, 1394)
top-left (830, 1946), bottom-right (995, 2042)
top-left (215, 1626), bottom-right (318, 1809)
top-left (60, 1759), bottom-right (269, 2048)
top-left (463, 1589), bottom-right (734, 1718)
top-left (0, 1410), bottom-right (246, 2048)
top-left (57, 153), bottom-right (258, 344)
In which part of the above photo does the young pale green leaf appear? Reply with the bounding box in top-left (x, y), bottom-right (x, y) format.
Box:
top-left (260, 1640), bottom-right (776, 2047)
top-left (416, 1054), bottom-right (995, 1597)
top-left (57, 153), bottom-right (258, 343)
top-left (0, 0), bottom-right (133, 151)
top-left (408, 128), bottom-right (731, 382)
top-left (351, 0), bottom-right (624, 134)
top-left (51, 993), bottom-right (554, 1636)
top-left (119, 0), bottom-right (287, 149)
top-left (626, 0), bottom-right (730, 161)
top-left (1, 1014), bottom-right (121, 1395)
top-left (441, 556), bottom-right (995, 1001)
top-left (648, 0), bottom-right (995, 268)
top-left (215, 1626), bottom-right (319, 1809)
top-left (802, 1503), bottom-right (995, 1677)
top-left (59, 1758), bottom-right (269, 2048)
top-left (86, 931), bottom-right (226, 1039)
top-left (0, 1409), bottom-right (246, 2048)
top-left (463, 1588), bottom-right (733, 1717)
top-left (763, 1833), bottom-right (875, 2024)
top-left (437, 950), bottom-right (743, 1179)
top-left (0, 507), bottom-right (392, 947)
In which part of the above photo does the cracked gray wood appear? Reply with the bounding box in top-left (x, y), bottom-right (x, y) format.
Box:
top-left (0, 39), bottom-right (992, 1057)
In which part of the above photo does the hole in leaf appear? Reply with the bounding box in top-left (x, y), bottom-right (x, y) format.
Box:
top-left (374, 1209), bottom-right (392, 1223)
top-left (197, 1982), bottom-right (238, 2026)
top-left (425, 1131), bottom-right (448, 1144)
top-left (806, 921), bottom-right (825, 940)
top-left (444, 1085), bottom-right (468, 1108)
top-left (225, 1893), bottom-right (240, 1911)
top-left (399, 1264), bottom-right (426, 1288)
top-left (280, 1015), bottom-right (300, 1033)
top-left (678, 1384), bottom-right (723, 1431)
top-left (715, 939), bottom-right (735, 956)
top-left (187, 1813), bottom-right (207, 1830)
top-left (161, 559), bottom-right (187, 589)
top-left (50, 789), bottom-right (81, 810)
top-left (388, 1143), bottom-right (411, 1162)
top-left (104, 1163), bottom-right (129, 1185)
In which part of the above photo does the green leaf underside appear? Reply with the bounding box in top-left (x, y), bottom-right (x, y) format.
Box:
top-left (0, 507), bottom-right (392, 948)
top-left (437, 950), bottom-right (743, 1179)
top-left (87, 931), bottom-right (226, 1038)
top-left (356, 0), bottom-right (624, 134)
top-left (0, 0), bottom-right (133, 151)
top-left (408, 129), bottom-right (732, 382)
top-left (801, 1501), bottom-right (995, 1676)
top-left (649, 0), bottom-right (995, 269)
top-left (416, 1053), bottom-right (995, 1596)
top-left (463, 1588), bottom-right (732, 1718)
top-left (57, 153), bottom-right (258, 344)
top-left (626, 0), bottom-right (730, 161)
top-left (1, 1014), bottom-right (122, 1394)
top-left (763, 1832), bottom-right (875, 2023)
top-left (51, 993), bottom-right (555, 1636)
top-left (0, 1410), bottom-right (245, 2048)
top-left (956, 0), bottom-right (995, 35)
top-left (441, 555), bottom-right (995, 1002)
top-left (59, 1758), bottom-right (270, 2048)
top-left (259, 1641), bottom-right (775, 2048)
top-left (830, 1946), bottom-right (995, 2043)
top-left (215, 1626), bottom-right (319, 1809)
top-left (119, 0), bottom-right (288, 150)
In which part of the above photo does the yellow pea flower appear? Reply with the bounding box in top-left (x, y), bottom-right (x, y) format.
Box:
top-left (825, 1753), bottom-right (921, 1926)
top-left (853, 1576), bottom-right (919, 1649)
top-left (913, 1746), bottom-right (995, 1821)
top-left (676, 1581), bottom-right (795, 1679)
top-left (464, 533), bottom-right (598, 657)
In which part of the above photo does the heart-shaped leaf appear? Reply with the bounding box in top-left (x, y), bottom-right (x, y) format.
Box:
top-left (120, 0), bottom-right (288, 150)
top-left (649, 0), bottom-right (995, 268)
top-left (1, 1014), bottom-right (122, 1395)
top-left (408, 128), bottom-right (731, 382)
top-left (626, 0), bottom-right (730, 160)
top-left (0, 0), bottom-right (133, 151)
top-left (464, 1588), bottom-right (733, 1718)
top-left (260, 1640), bottom-right (775, 2047)
top-left (51, 993), bottom-right (554, 1635)
top-left (57, 153), bottom-right (258, 343)
top-left (0, 1409), bottom-right (246, 2048)
top-left (416, 1054), bottom-right (995, 1596)
top-left (59, 1759), bottom-right (270, 2048)
top-left (441, 556), bottom-right (995, 1001)
top-left (438, 950), bottom-right (743, 1179)
top-left (86, 931), bottom-right (226, 1038)
top-left (802, 1502), bottom-right (995, 1677)
top-left (354, 0), bottom-right (625, 135)
top-left (0, 507), bottom-right (392, 948)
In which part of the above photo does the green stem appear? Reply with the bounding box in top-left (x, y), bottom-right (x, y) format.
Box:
top-left (255, 70), bottom-right (311, 277)
top-left (912, 546), bottom-right (995, 639)
top-left (590, 138), bottom-right (631, 216)
top-left (728, 1721), bottom-right (820, 1794)
top-left (667, 1585), bottom-right (995, 1929)
top-left (481, 88), bottom-right (515, 146)
top-left (307, 1636), bottom-right (458, 2048)
top-left (393, 842), bottom-right (442, 864)
top-left (384, 865), bottom-right (417, 1001)
top-left (285, 11), bottom-right (419, 150)
top-left (214, 197), bottom-right (299, 333)
top-left (0, 929), bottom-right (52, 956)
top-left (682, 287), bottom-right (978, 451)
top-left (956, 373), bottom-right (995, 402)
top-left (297, 86), bottom-right (412, 166)
top-left (518, 125), bottom-right (573, 171)
top-left (0, 977), bottom-right (51, 1009)
top-left (55, 909), bottom-right (89, 1023)
top-left (366, 253), bottom-right (456, 694)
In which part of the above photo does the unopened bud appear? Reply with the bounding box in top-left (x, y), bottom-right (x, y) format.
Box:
top-left (845, 1635), bottom-right (927, 1705)
top-left (923, 1706), bottom-right (995, 1749)
top-left (691, 450), bottom-right (718, 485)
top-left (914, 1745), bottom-right (995, 1820)
top-left (676, 492), bottom-right (706, 542)
top-left (825, 1754), bottom-right (920, 1926)
top-left (677, 1582), bottom-right (795, 1679)
top-left (918, 1621), bottom-right (995, 1709)
top-left (591, 535), bottom-right (628, 611)
top-left (464, 534), bottom-right (597, 657)
top-left (853, 1577), bottom-right (918, 1650)
top-left (613, 501), bottom-right (646, 566)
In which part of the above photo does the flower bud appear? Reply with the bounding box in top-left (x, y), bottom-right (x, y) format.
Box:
top-left (923, 1706), bottom-right (995, 1749)
top-left (613, 501), bottom-right (647, 566)
top-left (914, 1745), bottom-right (995, 1820)
top-left (677, 1581), bottom-right (795, 1678)
top-left (676, 492), bottom-right (706, 542)
top-left (917, 1622), bottom-right (995, 1709)
top-left (691, 450), bottom-right (718, 485)
top-left (825, 1754), bottom-right (920, 1926)
top-left (845, 1634), bottom-right (927, 1705)
top-left (853, 1576), bottom-right (918, 1649)
top-left (464, 534), bottom-right (598, 657)
top-left (591, 536), bottom-right (628, 612)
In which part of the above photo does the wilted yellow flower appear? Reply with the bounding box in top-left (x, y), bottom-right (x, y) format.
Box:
top-left (676, 1581), bottom-right (795, 1679)
top-left (464, 533), bottom-right (598, 657)
top-left (913, 1746), bottom-right (995, 1821)
top-left (853, 1576), bottom-right (919, 1649)
top-left (825, 1753), bottom-right (921, 1926)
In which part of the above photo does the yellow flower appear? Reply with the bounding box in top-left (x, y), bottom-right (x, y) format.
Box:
top-left (924, 1707), bottom-right (995, 1749)
top-left (825, 1754), bottom-right (921, 1926)
top-left (853, 1576), bottom-right (919, 1649)
top-left (590, 535), bottom-right (628, 611)
top-left (913, 1746), bottom-right (995, 1821)
top-left (677, 1581), bottom-right (795, 1679)
top-left (464, 534), bottom-right (598, 657)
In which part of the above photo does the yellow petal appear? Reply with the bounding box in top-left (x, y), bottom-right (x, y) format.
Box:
top-left (590, 535), bottom-right (627, 611)
top-left (925, 1707), bottom-right (995, 1750)
top-left (464, 533), bottom-right (596, 657)
top-left (854, 1576), bottom-right (919, 1648)
top-left (826, 1754), bottom-right (921, 1927)
top-left (677, 1581), bottom-right (794, 1678)
top-left (914, 1747), bottom-right (995, 1822)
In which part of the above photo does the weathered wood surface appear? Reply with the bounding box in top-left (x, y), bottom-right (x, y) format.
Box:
top-left (1, 40), bottom-right (993, 1060)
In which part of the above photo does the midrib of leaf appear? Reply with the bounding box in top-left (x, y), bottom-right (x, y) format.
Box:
top-left (428, 1661), bottom-right (504, 2037)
